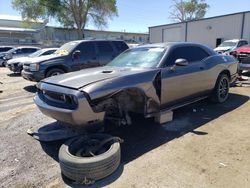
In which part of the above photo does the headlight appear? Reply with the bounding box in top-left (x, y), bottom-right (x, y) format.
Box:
top-left (29, 63), bottom-right (39, 71)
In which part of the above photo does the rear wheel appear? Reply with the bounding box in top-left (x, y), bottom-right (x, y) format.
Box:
top-left (210, 74), bottom-right (230, 103)
top-left (46, 68), bottom-right (65, 78)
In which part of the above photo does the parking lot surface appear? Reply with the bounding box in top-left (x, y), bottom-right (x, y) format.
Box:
top-left (0, 67), bottom-right (250, 188)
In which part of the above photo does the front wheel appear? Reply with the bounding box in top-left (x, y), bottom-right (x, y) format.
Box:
top-left (210, 74), bottom-right (230, 103)
top-left (46, 68), bottom-right (65, 78)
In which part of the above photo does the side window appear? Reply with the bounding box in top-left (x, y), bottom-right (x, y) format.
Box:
top-left (15, 49), bottom-right (23, 54)
top-left (113, 41), bottom-right (128, 53)
top-left (166, 46), bottom-right (209, 66)
top-left (77, 42), bottom-right (96, 59)
top-left (22, 48), bottom-right (37, 53)
top-left (42, 50), bottom-right (55, 55)
top-left (96, 41), bottom-right (114, 54)
top-left (22, 48), bottom-right (30, 53)
top-left (238, 41), bottom-right (243, 47)
top-left (237, 41), bottom-right (248, 47)
top-left (28, 48), bottom-right (38, 53)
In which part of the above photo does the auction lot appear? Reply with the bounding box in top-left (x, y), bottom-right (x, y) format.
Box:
top-left (0, 67), bottom-right (250, 188)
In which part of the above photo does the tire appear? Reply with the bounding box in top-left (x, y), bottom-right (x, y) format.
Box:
top-left (210, 74), bottom-right (230, 103)
top-left (2, 61), bottom-right (6, 67)
top-left (59, 134), bottom-right (121, 183)
top-left (46, 68), bottom-right (65, 78)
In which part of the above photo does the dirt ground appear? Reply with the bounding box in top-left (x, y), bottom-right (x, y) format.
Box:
top-left (0, 67), bottom-right (250, 188)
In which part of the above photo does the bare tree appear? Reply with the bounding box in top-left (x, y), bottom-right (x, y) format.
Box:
top-left (169, 0), bottom-right (209, 22)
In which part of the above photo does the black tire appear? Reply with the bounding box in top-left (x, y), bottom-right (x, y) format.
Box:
top-left (46, 68), bottom-right (65, 78)
top-left (59, 134), bottom-right (121, 183)
top-left (210, 74), bottom-right (230, 103)
top-left (2, 61), bottom-right (6, 67)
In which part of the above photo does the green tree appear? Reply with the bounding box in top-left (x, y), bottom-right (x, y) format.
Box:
top-left (12, 0), bottom-right (118, 39)
top-left (169, 0), bottom-right (209, 22)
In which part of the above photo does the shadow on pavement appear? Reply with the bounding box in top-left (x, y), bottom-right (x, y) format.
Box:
top-left (23, 85), bottom-right (37, 93)
top-left (7, 73), bottom-right (21, 77)
top-left (39, 93), bottom-right (249, 186)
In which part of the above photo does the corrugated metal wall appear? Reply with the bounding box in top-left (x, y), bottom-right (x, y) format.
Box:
top-left (149, 12), bottom-right (250, 48)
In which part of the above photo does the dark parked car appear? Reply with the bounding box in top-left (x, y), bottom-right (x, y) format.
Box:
top-left (22, 40), bottom-right (129, 82)
top-left (7, 48), bottom-right (58, 73)
top-left (34, 42), bottom-right (238, 127)
top-left (1, 46), bottom-right (41, 66)
top-left (0, 46), bottom-right (14, 66)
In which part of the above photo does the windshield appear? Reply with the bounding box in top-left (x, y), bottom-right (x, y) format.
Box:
top-left (107, 47), bottom-right (165, 68)
top-left (219, 41), bottom-right (237, 47)
top-left (54, 41), bottom-right (80, 55)
top-left (28, 49), bottom-right (43, 57)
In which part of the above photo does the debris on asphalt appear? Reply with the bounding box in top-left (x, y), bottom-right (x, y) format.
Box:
top-left (27, 125), bottom-right (84, 142)
top-left (219, 162), bottom-right (227, 167)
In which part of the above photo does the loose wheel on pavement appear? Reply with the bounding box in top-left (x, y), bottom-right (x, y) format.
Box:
top-left (59, 134), bottom-right (121, 184)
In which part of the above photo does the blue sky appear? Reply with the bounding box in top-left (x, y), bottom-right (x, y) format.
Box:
top-left (0, 0), bottom-right (250, 32)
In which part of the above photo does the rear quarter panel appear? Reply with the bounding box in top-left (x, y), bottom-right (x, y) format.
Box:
top-left (204, 55), bottom-right (238, 89)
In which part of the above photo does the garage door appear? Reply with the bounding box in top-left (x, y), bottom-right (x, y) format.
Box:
top-left (163, 27), bottom-right (181, 42)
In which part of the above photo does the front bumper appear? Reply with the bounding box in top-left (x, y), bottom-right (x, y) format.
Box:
top-left (34, 82), bottom-right (105, 126)
top-left (7, 63), bottom-right (22, 73)
top-left (22, 70), bottom-right (45, 82)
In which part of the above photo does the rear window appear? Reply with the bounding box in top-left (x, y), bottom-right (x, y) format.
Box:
top-left (113, 41), bottom-right (128, 52)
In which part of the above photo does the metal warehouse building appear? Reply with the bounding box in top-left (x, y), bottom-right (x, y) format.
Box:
top-left (149, 11), bottom-right (250, 48)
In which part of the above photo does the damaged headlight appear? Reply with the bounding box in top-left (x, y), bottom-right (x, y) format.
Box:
top-left (29, 63), bottom-right (39, 71)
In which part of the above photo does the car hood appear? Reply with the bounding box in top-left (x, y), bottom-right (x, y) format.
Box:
top-left (7, 57), bottom-right (31, 64)
top-left (42, 66), bottom-right (154, 89)
top-left (214, 46), bottom-right (233, 52)
top-left (26, 54), bottom-right (66, 64)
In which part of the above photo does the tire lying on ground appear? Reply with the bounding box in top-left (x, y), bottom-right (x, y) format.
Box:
top-left (59, 134), bottom-right (121, 183)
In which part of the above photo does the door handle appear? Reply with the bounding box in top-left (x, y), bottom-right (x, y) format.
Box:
top-left (200, 67), bottom-right (204, 70)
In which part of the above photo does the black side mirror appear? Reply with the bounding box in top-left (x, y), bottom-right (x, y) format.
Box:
top-left (175, 58), bottom-right (189, 66)
top-left (72, 50), bottom-right (81, 59)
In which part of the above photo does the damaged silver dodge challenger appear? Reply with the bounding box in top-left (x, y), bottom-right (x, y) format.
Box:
top-left (34, 43), bottom-right (238, 126)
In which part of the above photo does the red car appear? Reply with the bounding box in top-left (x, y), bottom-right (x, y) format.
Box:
top-left (231, 45), bottom-right (250, 71)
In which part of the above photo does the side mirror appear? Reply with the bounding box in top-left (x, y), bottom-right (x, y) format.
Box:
top-left (72, 50), bottom-right (81, 59)
top-left (175, 58), bottom-right (189, 66)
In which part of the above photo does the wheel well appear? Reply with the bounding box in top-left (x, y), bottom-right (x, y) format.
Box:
top-left (45, 65), bottom-right (68, 76)
top-left (92, 88), bottom-right (147, 114)
top-left (219, 70), bottom-right (231, 80)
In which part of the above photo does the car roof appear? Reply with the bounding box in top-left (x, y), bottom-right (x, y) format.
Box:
top-left (223, 39), bottom-right (247, 43)
top-left (0, 46), bottom-right (14, 48)
top-left (69, 39), bottom-right (127, 43)
top-left (40, 48), bottom-right (58, 51)
top-left (134, 42), bottom-right (209, 49)
top-left (16, 46), bottom-right (41, 49)
top-left (133, 42), bottom-right (216, 56)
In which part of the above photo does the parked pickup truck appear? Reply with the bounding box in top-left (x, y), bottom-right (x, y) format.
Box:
top-left (34, 42), bottom-right (238, 127)
top-left (22, 40), bottom-right (129, 82)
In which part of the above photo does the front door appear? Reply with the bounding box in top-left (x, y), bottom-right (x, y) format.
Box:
top-left (73, 41), bottom-right (99, 70)
top-left (161, 46), bottom-right (210, 109)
